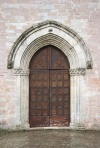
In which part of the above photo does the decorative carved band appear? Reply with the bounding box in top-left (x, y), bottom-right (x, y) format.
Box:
top-left (14, 68), bottom-right (86, 76)
top-left (14, 69), bottom-right (30, 76)
top-left (70, 68), bottom-right (86, 76)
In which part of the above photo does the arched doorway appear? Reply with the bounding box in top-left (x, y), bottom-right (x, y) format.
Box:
top-left (29, 45), bottom-right (70, 127)
top-left (7, 20), bottom-right (93, 129)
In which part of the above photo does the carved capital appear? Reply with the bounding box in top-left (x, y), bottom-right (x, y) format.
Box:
top-left (14, 69), bottom-right (30, 76)
top-left (70, 68), bottom-right (86, 76)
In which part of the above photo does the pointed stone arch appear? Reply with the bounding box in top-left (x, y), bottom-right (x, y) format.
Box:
top-left (7, 21), bottom-right (93, 129)
top-left (7, 20), bottom-right (92, 70)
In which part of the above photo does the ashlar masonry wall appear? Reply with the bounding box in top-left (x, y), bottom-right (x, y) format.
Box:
top-left (0, 0), bottom-right (100, 130)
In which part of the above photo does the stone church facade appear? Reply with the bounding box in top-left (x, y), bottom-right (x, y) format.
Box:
top-left (0, 0), bottom-right (100, 130)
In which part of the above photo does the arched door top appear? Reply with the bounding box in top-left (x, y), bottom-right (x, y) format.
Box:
top-left (7, 20), bottom-right (93, 74)
top-left (29, 45), bottom-right (70, 70)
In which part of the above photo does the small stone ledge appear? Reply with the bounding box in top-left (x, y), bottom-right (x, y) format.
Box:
top-left (44, 127), bottom-right (58, 129)
top-left (7, 61), bottom-right (14, 69)
top-left (87, 61), bottom-right (93, 69)
top-left (28, 127), bottom-right (71, 130)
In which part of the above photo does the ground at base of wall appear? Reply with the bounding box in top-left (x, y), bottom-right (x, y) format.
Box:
top-left (0, 130), bottom-right (100, 148)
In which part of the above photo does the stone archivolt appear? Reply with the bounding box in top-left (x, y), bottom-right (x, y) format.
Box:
top-left (7, 20), bottom-right (93, 74)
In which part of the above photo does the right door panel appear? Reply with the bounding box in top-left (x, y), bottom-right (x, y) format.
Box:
top-left (50, 70), bottom-right (70, 126)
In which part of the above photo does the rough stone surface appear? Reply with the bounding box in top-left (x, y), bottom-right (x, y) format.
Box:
top-left (0, 0), bottom-right (100, 130)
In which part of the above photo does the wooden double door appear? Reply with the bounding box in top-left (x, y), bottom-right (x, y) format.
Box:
top-left (29, 46), bottom-right (70, 127)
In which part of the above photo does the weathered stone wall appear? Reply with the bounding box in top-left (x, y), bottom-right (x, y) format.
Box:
top-left (0, 0), bottom-right (100, 130)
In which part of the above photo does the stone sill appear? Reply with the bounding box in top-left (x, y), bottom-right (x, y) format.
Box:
top-left (28, 127), bottom-right (71, 130)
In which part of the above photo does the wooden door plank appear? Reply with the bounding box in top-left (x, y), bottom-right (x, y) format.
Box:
top-left (29, 70), bottom-right (50, 127)
top-left (50, 70), bottom-right (70, 127)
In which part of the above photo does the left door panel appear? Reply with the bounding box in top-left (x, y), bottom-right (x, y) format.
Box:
top-left (29, 70), bottom-right (50, 127)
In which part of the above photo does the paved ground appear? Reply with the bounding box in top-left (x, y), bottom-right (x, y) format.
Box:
top-left (0, 129), bottom-right (100, 148)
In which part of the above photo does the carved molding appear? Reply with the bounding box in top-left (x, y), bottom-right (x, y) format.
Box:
top-left (14, 69), bottom-right (30, 76)
top-left (70, 68), bottom-right (86, 76)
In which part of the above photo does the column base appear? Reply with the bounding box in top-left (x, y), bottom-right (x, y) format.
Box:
top-left (70, 122), bottom-right (85, 130)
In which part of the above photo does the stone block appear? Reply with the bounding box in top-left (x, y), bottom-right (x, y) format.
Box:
top-left (6, 30), bottom-right (14, 33)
